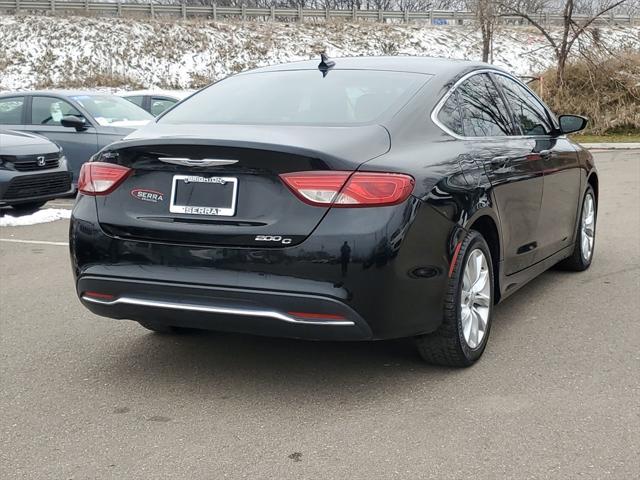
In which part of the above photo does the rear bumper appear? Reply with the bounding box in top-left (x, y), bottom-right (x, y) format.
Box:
top-left (71, 193), bottom-right (459, 340)
top-left (78, 275), bottom-right (372, 340)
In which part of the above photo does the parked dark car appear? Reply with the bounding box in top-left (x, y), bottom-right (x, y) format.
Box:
top-left (0, 92), bottom-right (152, 183)
top-left (70, 57), bottom-right (598, 366)
top-left (0, 129), bottom-right (74, 211)
top-left (119, 90), bottom-right (193, 116)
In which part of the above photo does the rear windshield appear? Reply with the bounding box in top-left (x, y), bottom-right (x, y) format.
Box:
top-left (159, 70), bottom-right (430, 126)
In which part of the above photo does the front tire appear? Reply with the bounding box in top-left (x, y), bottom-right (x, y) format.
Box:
top-left (415, 231), bottom-right (494, 367)
top-left (557, 185), bottom-right (596, 271)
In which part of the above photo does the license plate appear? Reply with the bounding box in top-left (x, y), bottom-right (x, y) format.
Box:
top-left (169, 174), bottom-right (238, 216)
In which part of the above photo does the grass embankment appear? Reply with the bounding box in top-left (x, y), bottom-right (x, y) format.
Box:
top-left (531, 52), bottom-right (640, 138)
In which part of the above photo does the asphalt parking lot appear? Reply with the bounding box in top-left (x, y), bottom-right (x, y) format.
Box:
top-left (1, 149), bottom-right (638, 479)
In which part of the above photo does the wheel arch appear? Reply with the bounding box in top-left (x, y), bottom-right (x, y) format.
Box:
top-left (466, 213), bottom-right (502, 303)
top-left (587, 171), bottom-right (599, 204)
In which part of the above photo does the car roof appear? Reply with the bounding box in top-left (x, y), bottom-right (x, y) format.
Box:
top-left (118, 90), bottom-right (194, 99)
top-left (0, 90), bottom-right (112, 98)
top-left (246, 56), bottom-right (505, 77)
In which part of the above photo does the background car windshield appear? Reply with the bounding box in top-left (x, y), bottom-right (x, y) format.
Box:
top-left (159, 70), bottom-right (430, 125)
top-left (72, 95), bottom-right (152, 127)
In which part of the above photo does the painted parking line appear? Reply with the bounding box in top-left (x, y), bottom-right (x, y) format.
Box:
top-left (0, 238), bottom-right (68, 246)
top-left (45, 203), bottom-right (73, 208)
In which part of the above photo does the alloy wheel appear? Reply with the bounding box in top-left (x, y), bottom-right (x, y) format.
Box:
top-left (460, 249), bottom-right (491, 349)
top-left (581, 193), bottom-right (595, 262)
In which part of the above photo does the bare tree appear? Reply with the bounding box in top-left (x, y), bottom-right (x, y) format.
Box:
top-left (499, 0), bottom-right (627, 86)
top-left (467, 0), bottom-right (500, 62)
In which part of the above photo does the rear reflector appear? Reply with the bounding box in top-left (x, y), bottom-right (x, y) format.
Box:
top-left (78, 162), bottom-right (132, 195)
top-left (287, 311), bottom-right (346, 321)
top-left (83, 291), bottom-right (115, 300)
top-left (280, 171), bottom-right (414, 207)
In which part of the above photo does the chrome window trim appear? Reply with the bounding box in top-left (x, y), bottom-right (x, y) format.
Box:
top-left (431, 68), bottom-right (560, 141)
top-left (82, 295), bottom-right (356, 327)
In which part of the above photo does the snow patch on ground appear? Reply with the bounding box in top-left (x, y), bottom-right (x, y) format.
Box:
top-left (1, 15), bottom-right (638, 90)
top-left (0, 208), bottom-right (72, 227)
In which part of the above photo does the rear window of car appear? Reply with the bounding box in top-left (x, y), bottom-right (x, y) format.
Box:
top-left (159, 70), bottom-right (431, 126)
top-left (456, 73), bottom-right (513, 137)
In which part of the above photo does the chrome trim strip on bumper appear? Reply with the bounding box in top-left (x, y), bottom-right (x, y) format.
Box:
top-left (81, 295), bottom-right (356, 327)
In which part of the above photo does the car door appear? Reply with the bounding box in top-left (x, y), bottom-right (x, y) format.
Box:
top-left (25, 95), bottom-right (98, 182)
top-left (451, 72), bottom-right (545, 275)
top-left (493, 74), bottom-right (582, 261)
top-left (0, 95), bottom-right (27, 133)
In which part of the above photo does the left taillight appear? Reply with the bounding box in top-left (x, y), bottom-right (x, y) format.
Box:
top-left (78, 162), bottom-right (132, 195)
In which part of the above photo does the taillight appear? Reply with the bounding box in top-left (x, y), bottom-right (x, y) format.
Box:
top-left (280, 171), bottom-right (414, 207)
top-left (78, 162), bottom-right (131, 195)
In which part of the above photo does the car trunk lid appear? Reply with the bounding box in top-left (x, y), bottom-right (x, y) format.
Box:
top-left (94, 124), bottom-right (390, 247)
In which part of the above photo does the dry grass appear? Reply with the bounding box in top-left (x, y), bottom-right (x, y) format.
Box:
top-left (35, 73), bottom-right (144, 90)
top-left (532, 51), bottom-right (640, 135)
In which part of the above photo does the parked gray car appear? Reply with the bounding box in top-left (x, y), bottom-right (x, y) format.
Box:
top-left (0, 129), bottom-right (74, 211)
top-left (0, 92), bottom-right (153, 182)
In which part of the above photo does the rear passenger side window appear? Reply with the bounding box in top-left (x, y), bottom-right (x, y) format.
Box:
top-left (150, 97), bottom-right (177, 116)
top-left (0, 97), bottom-right (24, 125)
top-left (495, 75), bottom-right (554, 135)
top-left (456, 74), bottom-right (513, 137)
top-left (437, 91), bottom-right (464, 136)
top-left (123, 95), bottom-right (145, 108)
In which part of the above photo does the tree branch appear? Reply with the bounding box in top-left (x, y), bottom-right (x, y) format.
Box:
top-left (567, 0), bottom-right (626, 49)
top-left (498, 6), bottom-right (559, 55)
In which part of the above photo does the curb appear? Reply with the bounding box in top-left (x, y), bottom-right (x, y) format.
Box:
top-left (581, 143), bottom-right (640, 150)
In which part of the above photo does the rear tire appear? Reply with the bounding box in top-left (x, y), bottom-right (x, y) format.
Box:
top-left (11, 201), bottom-right (46, 213)
top-left (415, 231), bottom-right (494, 367)
top-left (557, 185), bottom-right (596, 271)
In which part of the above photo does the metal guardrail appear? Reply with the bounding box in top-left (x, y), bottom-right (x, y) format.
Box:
top-left (0, 0), bottom-right (636, 25)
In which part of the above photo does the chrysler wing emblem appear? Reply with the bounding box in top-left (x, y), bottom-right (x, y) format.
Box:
top-left (158, 157), bottom-right (239, 167)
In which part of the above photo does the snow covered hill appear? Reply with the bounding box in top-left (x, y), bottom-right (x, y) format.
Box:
top-left (1, 15), bottom-right (639, 90)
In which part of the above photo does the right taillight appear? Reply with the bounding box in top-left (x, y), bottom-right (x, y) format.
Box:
top-left (280, 171), bottom-right (414, 207)
top-left (78, 162), bottom-right (131, 195)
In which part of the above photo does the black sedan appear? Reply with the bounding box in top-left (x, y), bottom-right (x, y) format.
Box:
top-left (0, 129), bottom-right (74, 211)
top-left (70, 56), bottom-right (598, 366)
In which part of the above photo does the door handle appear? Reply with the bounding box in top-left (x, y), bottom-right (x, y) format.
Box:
top-left (539, 149), bottom-right (552, 160)
top-left (490, 156), bottom-right (510, 167)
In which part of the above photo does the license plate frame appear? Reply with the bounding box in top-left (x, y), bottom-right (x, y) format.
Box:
top-left (169, 174), bottom-right (238, 217)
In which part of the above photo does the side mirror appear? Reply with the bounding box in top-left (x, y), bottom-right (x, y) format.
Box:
top-left (559, 115), bottom-right (588, 135)
top-left (61, 115), bottom-right (88, 131)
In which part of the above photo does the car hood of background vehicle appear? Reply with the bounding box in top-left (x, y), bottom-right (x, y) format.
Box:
top-left (0, 130), bottom-right (56, 149)
top-left (120, 123), bottom-right (391, 162)
top-left (97, 125), bottom-right (148, 136)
